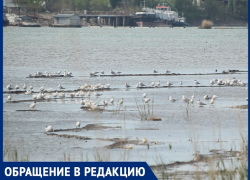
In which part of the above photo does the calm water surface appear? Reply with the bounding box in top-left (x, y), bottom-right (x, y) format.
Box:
top-left (3, 27), bottom-right (248, 166)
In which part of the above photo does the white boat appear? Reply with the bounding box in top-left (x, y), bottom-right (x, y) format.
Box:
top-left (21, 22), bottom-right (40, 27)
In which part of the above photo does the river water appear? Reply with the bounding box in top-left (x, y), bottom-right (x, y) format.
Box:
top-left (3, 27), bottom-right (248, 169)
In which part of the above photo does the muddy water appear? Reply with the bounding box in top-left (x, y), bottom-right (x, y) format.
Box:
top-left (3, 27), bottom-right (248, 167)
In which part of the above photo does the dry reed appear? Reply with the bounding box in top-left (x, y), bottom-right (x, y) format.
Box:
top-left (201, 20), bottom-right (213, 29)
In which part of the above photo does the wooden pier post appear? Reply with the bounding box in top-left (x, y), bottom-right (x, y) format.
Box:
top-left (116, 17), bottom-right (118, 27)
top-left (98, 17), bottom-right (100, 26)
top-left (123, 17), bottom-right (126, 27)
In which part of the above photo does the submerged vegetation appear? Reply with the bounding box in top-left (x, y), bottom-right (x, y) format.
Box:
top-left (135, 97), bottom-right (154, 120)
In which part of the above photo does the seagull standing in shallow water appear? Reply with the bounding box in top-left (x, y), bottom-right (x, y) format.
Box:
top-left (76, 121), bottom-right (80, 128)
top-left (110, 70), bottom-right (116, 75)
top-left (190, 97), bottom-right (194, 104)
top-left (169, 96), bottom-right (177, 102)
top-left (194, 80), bottom-right (200, 85)
top-left (58, 84), bottom-right (65, 90)
top-left (167, 81), bottom-right (173, 86)
top-left (165, 69), bottom-right (171, 74)
top-left (30, 84), bottom-right (33, 91)
top-left (23, 83), bottom-right (27, 91)
top-left (182, 95), bottom-right (189, 103)
top-left (7, 85), bottom-right (12, 91)
top-left (45, 125), bottom-right (53, 132)
top-left (125, 83), bottom-right (131, 88)
top-left (119, 98), bottom-right (123, 105)
top-left (116, 71), bottom-right (121, 75)
top-left (209, 98), bottom-right (215, 105)
top-left (110, 97), bottom-right (114, 104)
top-left (7, 94), bottom-right (11, 101)
top-left (15, 85), bottom-right (19, 90)
top-left (197, 99), bottom-right (206, 107)
top-left (52, 91), bottom-right (58, 97)
top-left (30, 101), bottom-right (36, 108)
top-left (144, 98), bottom-right (150, 103)
top-left (204, 95), bottom-right (211, 100)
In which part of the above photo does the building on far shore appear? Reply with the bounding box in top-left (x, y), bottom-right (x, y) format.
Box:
top-left (51, 14), bottom-right (81, 27)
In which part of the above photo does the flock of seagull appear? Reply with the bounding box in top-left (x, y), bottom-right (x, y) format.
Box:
top-left (6, 76), bottom-right (247, 110)
top-left (89, 69), bottom-right (171, 76)
top-left (28, 70), bottom-right (73, 77)
top-left (5, 69), bottom-right (247, 132)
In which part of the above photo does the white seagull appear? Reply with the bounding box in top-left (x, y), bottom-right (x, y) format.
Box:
top-left (110, 70), bottom-right (116, 75)
top-left (182, 95), bottom-right (189, 103)
top-left (169, 96), bottom-right (177, 102)
top-left (29, 101), bottom-right (36, 108)
top-left (204, 95), bottom-right (211, 100)
top-left (58, 91), bottom-right (65, 98)
top-left (165, 69), bottom-right (171, 74)
top-left (52, 91), bottom-right (58, 97)
top-left (180, 81), bottom-right (183, 85)
top-left (39, 86), bottom-right (44, 92)
top-left (67, 71), bottom-right (72, 76)
top-left (125, 83), bottom-right (131, 88)
top-left (167, 81), bottom-right (173, 86)
top-left (209, 98), bottom-right (215, 105)
top-left (110, 97), bottom-right (114, 104)
top-left (87, 91), bottom-right (91, 96)
top-left (197, 99), bottom-right (206, 107)
top-left (116, 71), bottom-right (121, 75)
top-left (119, 98), bottom-right (123, 105)
top-left (24, 90), bottom-right (32, 95)
top-left (144, 98), bottom-right (150, 103)
top-left (80, 99), bottom-right (85, 106)
top-left (58, 84), bottom-right (65, 90)
top-left (7, 85), bottom-right (12, 91)
top-left (30, 84), bottom-right (33, 91)
top-left (212, 95), bottom-right (218, 99)
top-left (194, 80), bottom-right (200, 85)
top-left (45, 125), bottom-right (53, 132)
top-left (76, 121), bottom-right (81, 128)
top-left (23, 83), bottom-right (27, 91)
top-left (190, 97), bottom-right (194, 103)
top-left (7, 94), bottom-right (11, 101)
top-left (139, 82), bottom-right (146, 87)
top-left (15, 85), bottom-right (19, 90)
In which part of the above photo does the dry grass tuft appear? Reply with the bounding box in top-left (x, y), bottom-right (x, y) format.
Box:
top-left (201, 20), bottom-right (213, 29)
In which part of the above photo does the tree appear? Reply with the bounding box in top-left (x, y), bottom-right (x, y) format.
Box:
top-left (109, 0), bottom-right (122, 8)
top-left (13, 0), bottom-right (45, 15)
top-left (44, 0), bottom-right (63, 13)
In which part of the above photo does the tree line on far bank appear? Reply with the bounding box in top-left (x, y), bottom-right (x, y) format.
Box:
top-left (13, 0), bottom-right (248, 22)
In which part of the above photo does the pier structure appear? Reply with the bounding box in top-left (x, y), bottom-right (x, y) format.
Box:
top-left (78, 14), bottom-right (135, 27)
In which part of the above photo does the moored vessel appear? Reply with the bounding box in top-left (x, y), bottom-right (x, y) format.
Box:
top-left (133, 4), bottom-right (188, 27)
